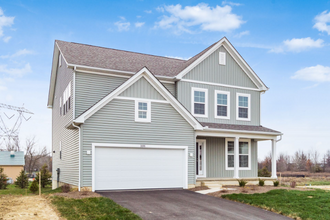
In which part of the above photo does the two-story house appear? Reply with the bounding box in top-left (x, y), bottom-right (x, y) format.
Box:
top-left (47, 37), bottom-right (282, 191)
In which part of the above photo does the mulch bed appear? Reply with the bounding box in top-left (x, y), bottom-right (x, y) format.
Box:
top-left (208, 185), bottom-right (314, 197)
top-left (54, 191), bottom-right (102, 199)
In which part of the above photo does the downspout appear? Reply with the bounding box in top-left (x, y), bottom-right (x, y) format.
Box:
top-left (72, 122), bottom-right (81, 191)
top-left (276, 135), bottom-right (282, 142)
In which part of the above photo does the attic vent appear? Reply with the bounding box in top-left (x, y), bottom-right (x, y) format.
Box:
top-left (59, 54), bottom-right (62, 67)
top-left (219, 52), bottom-right (226, 65)
top-left (10, 151), bottom-right (15, 157)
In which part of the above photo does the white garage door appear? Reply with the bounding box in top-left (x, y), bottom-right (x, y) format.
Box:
top-left (94, 146), bottom-right (186, 191)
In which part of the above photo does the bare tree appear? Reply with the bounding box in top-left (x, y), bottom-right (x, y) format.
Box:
top-left (277, 153), bottom-right (290, 172)
top-left (24, 137), bottom-right (49, 174)
top-left (326, 150), bottom-right (330, 168)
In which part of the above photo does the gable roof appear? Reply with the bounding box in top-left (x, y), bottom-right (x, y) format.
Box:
top-left (201, 122), bottom-right (282, 134)
top-left (74, 67), bottom-right (203, 130)
top-left (0, 151), bottom-right (25, 166)
top-left (48, 37), bottom-right (268, 107)
top-left (56, 40), bottom-right (213, 78)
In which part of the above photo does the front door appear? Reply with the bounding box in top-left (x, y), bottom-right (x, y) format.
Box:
top-left (196, 140), bottom-right (206, 177)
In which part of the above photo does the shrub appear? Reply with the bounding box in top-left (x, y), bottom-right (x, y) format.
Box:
top-left (29, 180), bottom-right (39, 194)
top-left (62, 184), bottom-right (71, 193)
top-left (290, 181), bottom-right (296, 188)
top-left (259, 179), bottom-right (265, 186)
top-left (237, 179), bottom-right (247, 187)
top-left (0, 168), bottom-right (9, 189)
top-left (35, 165), bottom-right (52, 188)
top-left (258, 167), bottom-right (271, 177)
top-left (273, 180), bottom-right (279, 187)
top-left (15, 170), bottom-right (29, 189)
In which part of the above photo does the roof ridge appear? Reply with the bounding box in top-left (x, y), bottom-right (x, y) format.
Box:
top-left (56, 40), bottom-right (187, 62)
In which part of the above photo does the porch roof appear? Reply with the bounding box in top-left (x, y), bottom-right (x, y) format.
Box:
top-left (201, 122), bottom-right (281, 134)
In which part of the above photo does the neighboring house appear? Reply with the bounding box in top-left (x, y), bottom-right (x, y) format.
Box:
top-left (48, 37), bottom-right (282, 191)
top-left (0, 151), bottom-right (25, 182)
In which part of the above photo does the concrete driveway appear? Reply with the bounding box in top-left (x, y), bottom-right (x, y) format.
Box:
top-left (98, 189), bottom-right (291, 220)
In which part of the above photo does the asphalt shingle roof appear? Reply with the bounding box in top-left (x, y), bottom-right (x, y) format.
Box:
top-left (201, 122), bottom-right (281, 134)
top-left (0, 151), bottom-right (25, 166)
top-left (56, 40), bottom-right (217, 77)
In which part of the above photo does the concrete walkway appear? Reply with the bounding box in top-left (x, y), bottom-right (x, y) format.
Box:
top-left (99, 189), bottom-right (291, 220)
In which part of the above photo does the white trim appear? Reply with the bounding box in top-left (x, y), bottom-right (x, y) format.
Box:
top-left (72, 123), bottom-right (81, 191)
top-left (74, 67), bottom-right (203, 130)
top-left (135, 99), bottom-right (151, 123)
top-left (195, 131), bottom-right (281, 141)
top-left (191, 87), bottom-right (208, 118)
top-left (175, 38), bottom-right (267, 91)
top-left (91, 143), bottom-right (188, 192)
top-left (225, 138), bottom-right (251, 171)
top-left (180, 79), bottom-right (262, 91)
top-left (59, 53), bottom-right (62, 67)
top-left (214, 90), bottom-right (230, 120)
top-left (196, 139), bottom-right (206, 178)
top-left (114, 96), bottom-right (169, 104)
top-left (222, 44), bottom-right (259, 89)
top-left (73, 71), bottom-right (76, 119)
top-left (236, 93), bottom-right (251, 121)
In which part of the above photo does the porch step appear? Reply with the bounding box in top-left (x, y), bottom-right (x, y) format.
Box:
top-left (201, 181), bottom-right (223, 188)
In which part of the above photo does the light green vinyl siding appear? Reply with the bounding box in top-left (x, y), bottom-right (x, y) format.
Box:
top-left (162, 82), bottom-right (176, 97)
top-left (52, 54), bottom-right (79, 188)
top-left (177, 81), bottom-right (260, 125)
top-left (81, 99), bottom-right (195, 187)
top-left (183, 46), bottom-right (258, 89)
top-left (199, 137), bottom-right (258, 178)
top-left (75, 72), bottom-right (127, 118)
top-left (119, 77), bottom-right (165, 100)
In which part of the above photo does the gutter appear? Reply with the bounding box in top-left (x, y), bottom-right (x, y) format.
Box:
top-left (71, 122), bottom-right (81, 191)
top-left (202, 127), bottom-right (283, 136)
top-left (276, 135), bottom-right (282, 142)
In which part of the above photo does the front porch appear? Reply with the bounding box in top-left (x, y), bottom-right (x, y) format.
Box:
top-left (193, 124), bottom-right (282, 187)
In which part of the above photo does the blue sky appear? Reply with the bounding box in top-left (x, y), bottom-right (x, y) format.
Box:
top-left (0, 0), bottom-right (329, 160)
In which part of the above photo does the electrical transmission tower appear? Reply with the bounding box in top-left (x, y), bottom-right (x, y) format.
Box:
top-left (0, 103), bottom-right (34, 149)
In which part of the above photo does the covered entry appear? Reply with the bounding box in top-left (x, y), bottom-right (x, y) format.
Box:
top-left (92, 144), bottom-right (188, 191)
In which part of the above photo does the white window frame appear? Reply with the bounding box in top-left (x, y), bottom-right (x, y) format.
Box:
top-left (225, 138), bottom-right (251, 170)
top-left (236, 93), bottom-right (251, 121)
top-left (135, 99), bottom-right (151, 122)
top-left (214, 90), bottom-right (230, 120)
top-left (219, 51), bottom-right (226, 65)
top-left (191, 87), bottom-right (208, 118)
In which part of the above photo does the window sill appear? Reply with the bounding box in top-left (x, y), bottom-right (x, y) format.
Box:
top-left (226, 168), bottom-right (251, 171)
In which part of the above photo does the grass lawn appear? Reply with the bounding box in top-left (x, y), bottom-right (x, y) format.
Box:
top-left (0, 183), bottom-right (61, 195)
top-left (298, 180), bottom-right (330, 186)
top-left (222, 189), bottom-right (330, 220)
top-left (51, 196), bottom-right (141, 220)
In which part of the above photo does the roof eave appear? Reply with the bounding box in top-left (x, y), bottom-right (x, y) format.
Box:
top-left (202, 127), bottom-right (283, 136)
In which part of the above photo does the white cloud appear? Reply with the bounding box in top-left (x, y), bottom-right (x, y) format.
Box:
top-left (313, 10), bottom-right (330, 35)
top-left (234, 30), bottom-right (249, 38)
top-left (145, 10), bottom-right (152, 14)
top-left (269, 37), bottom-right (324, 53)
top-left (0, 7), bottom-right (14, 40)
top-left (0, 63), bottom-right (32, 77)
top-left (155, 3), bottom-right (244, 34)
top-left (292, 65), bottom-right (330, 82)
top-left (3, 36), bottom-right (11, 42)
top-left (1, 49), bottom-right (35, 59)
top-left (165, 55), bottom-right (191, 60)
top-left (222, 1), bottom-right (242, 6)
top-left (156, 7), bottom-right (164, 13)
top-left (135, 22), bottom-right (145, 28)
top-left (114, 20), bottom-right (130, 31)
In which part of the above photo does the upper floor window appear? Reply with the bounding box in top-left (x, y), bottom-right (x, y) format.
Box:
top-left (236, 93), bottom-right (250, 121)
top-left (135, 100), bottom-right (151, 122)
top-left (62, 82), bottom-right (71, 116)
top-left (214, 90), bottom-right (230, 119)
top-left (225, 139), bottom-right (251, 170)
top-left (191, 87), bottom-right (208, 117)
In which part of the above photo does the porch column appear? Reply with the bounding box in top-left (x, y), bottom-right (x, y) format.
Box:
top-left (271, 139), bottom-right (277, 178)
top-left (233, 136), bottom-right (239, 178)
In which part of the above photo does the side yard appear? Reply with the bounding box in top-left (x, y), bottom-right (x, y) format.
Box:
top-left (0, 185), bottom-right (141, 220)
top-left (221, 189), bottom-right (330, 220)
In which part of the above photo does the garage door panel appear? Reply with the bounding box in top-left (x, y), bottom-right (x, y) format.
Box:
top-left (95, 147), bottom-right (185, 190)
